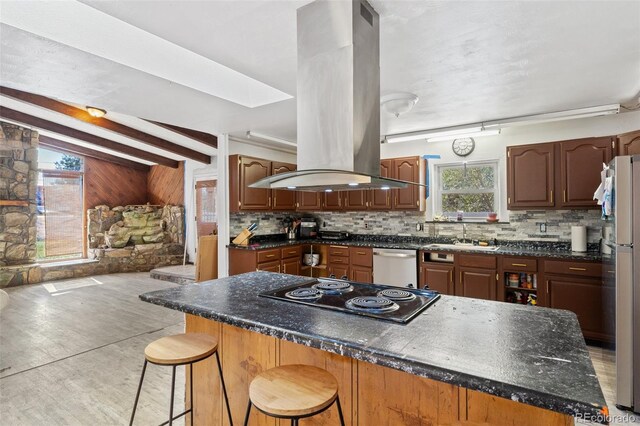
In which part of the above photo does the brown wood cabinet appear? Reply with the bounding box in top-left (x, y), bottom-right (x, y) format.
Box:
top-left (271, 162), bottom-right (297, 210)
top-left (507, 137), bottom-right (614, 210)
top-left (419, 262), bottom-right (454, 294)
top-left (617, 130), bottom-right (640, 156)
top-left (297, 191), bottom-right (322, 211)
top-left (229, 155), bottom-right (272, 212)
top-left (507, 144), bottom-right (555, 209)
top-left (392, 157), bottom-right (425, 210)
top-left (558, 137), bottom-right (614, 208)
top-left (323, 190), bottom-right (343, 210)
top-left (343, 190), bottom-right (368, 210)
top-left (369, 159), bottom-right (392, 210)
top-left (457, 267), bottom-right (497, 300)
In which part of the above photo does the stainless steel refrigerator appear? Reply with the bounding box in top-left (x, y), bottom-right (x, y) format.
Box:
top-left (606, 155), bottom-right (640, 412)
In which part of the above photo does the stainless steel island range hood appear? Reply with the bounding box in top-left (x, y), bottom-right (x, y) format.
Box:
top-left (250, 0), bottom-right (419, 192)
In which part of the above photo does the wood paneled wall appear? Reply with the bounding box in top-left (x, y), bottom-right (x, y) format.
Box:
top-left (147, 162), bottom-right (184, 206)
top-left (83, 157), bottom-right (148, 208)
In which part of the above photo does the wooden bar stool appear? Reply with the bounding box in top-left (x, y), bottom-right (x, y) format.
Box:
top-left (243, 364), bottom-right (345, 426)
top-left (129, 333), bottom-right (233, 426)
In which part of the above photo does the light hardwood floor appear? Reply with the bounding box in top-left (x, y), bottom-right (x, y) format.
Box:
top-left (0, 273), bottom-right (187, 425)
top-left (0, 272), bottom-right (638, 425)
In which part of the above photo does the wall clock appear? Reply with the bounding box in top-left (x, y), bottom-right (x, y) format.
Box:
top-left (452, 138), bottom-right (475, 157)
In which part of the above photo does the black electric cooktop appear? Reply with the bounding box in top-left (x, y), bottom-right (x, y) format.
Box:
top-left (259, 277), bottom-right (440, 324)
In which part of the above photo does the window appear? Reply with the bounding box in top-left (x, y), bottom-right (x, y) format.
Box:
top-left (434, 161), bottom-right (499, 218)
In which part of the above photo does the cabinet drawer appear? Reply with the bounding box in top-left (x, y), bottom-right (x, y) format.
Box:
top-left (458, 254), bottom-right (497, 269)
top-left (327, 245), bottom-right (350, 257)
top-left (257, 249), bottom-right (281, 263)
top-left (350, 247), bottom-right (373, 267)
top-left (328, 256), bottom-right (349, 265)
top-left (281, 246), bottom-right (302, 259)
top-left (501, 257), bottom-right (537, 272)
top-left (256, 260), bottom-right (280, 273)
top-left (544, 260), bottom-right (602, 277)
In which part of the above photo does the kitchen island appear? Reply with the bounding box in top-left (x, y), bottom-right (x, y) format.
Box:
top-left (140, 271), bottom-right (608, 425)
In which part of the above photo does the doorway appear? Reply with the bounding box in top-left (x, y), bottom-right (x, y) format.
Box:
top-left (195, 180), bottom-right (217, 237)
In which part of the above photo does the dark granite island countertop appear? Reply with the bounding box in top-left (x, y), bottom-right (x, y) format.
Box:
top-left (140, 271), bottom-right (608, 423)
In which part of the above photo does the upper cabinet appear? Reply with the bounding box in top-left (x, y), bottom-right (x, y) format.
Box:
top-left (617, 130), bottom-right (640, 156)
top-left (507, 137), bottom-right (614, 210)
top-left (559, 137), bottom-right (613, 208)
top-left (230, 155), bottom-right (272, 212)
top-left (272, 162), bottom-right (297, 211)
top-left (507, 144), bottom-right (555, 209)
top-left (369, 159), bottom-right (392, 210)
top-left (392, 157), bottom-right (426, 210)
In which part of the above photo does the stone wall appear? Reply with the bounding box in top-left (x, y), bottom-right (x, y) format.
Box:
top-left (230, 209), bottom-right (604, 243)
top-left (0, 122), bottom-right (38, 266)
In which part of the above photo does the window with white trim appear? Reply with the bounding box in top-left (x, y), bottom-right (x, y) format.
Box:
top-left (434, 160), bottom-right (499, 219)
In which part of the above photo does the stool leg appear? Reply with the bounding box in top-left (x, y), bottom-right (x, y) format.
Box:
top-left (169, 365), bottom-right (176, 426)
top-left (242, 400), bottom-right (252, 426)
top-left (215, 351), bottom-right (233, 426)
top-left (129, 359), bottom-right (148, 426)
top-left (335, 396), bottom-right (345, 426)
top-left (189, 363), bottom-right (194, 426)
top-left (291, 419), bottom-right (298, 426)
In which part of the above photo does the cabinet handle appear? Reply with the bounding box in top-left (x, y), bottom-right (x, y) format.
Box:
top-left (329, 245), bottom-right (344, 248)
top-left (460, 271), bottom-right (462, 283)
top-left (550, 190), bottom-right (554, 203)
top-left (563, 190), bottom-right (567, 203)
top-left (511, 263), bottom-right (527, 267)
top-left (357, 251), bottom-right (366, 255)
top-left (288, 251), bottom-right (297, 255)
top-left (265, 254), bottom-right (276, 258)
top-left (607, 270), bottom-right (615, 274)
top-left (278, 264), bottom-right (281, 273)
top-left (546, 280), bottom-right (550, 294)
top-left (268, 197), bottom-right (272, 207)
top-left (331, 252), bottom-right (343, 255)
top-left (569, 267), bottom-right (587, 271)
top-left (496, 273), bottom-right (499, 281)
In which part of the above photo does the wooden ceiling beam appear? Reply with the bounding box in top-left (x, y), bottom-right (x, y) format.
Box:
top-left (0, 106), bottom-right (180, 168)
top-left (147, 119), bottom-right (218, 149)
top-left (39, 135), bottom-right (150, 172)
top-left (0, 86), bottom-right (211, 164)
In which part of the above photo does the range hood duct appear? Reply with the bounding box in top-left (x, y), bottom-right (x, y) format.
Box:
top-left (251, 0), bottom-right (419, 192)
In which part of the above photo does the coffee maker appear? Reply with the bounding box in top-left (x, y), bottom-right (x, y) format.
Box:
top-left (299, 218), bottom-right (318, 239)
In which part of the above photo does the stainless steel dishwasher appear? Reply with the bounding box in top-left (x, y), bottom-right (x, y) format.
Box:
top-left (372, 248), bottom-right (418, 288)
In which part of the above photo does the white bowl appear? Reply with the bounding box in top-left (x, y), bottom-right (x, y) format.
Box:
top-left (303, 253), bottom-right (320, 266)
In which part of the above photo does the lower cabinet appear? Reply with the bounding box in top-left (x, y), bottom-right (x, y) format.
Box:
top-left (256, 260), bottom-right (280, 273)
top-left (328, 264), bottom-right (349, 280)
top-left (457, 267), bottom-right (497, 300)
top-left (351, 265), bottom-right (373, 283)
top-left (419, 263), bottom-right (454, 294)
top-left (281, 257), bottom-right (301, 275)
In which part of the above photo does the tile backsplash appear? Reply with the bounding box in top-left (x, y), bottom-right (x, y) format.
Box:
top-left (230, 210), bottom-right (604, 243)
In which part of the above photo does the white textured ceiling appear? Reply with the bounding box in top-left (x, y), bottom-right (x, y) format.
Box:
top-left (1, 0), bottom-right (639, 147)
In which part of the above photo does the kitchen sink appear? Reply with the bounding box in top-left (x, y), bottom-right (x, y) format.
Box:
top-left (423, 243), bottom-right (500, 252)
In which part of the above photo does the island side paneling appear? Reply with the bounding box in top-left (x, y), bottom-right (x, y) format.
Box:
top-left (185, 314), bottom-right (572, 426)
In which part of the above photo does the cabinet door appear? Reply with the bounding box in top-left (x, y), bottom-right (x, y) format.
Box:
top-left (559, 137), bottom-right (614, 208)
top-left (271, 162), bottom-right (297, 211)
top-left (343, 190), bottom-right (368, 210)
top-left (392, 157), bottom-right (420, 210)
top-left (351, 265), bottom-right (373, 283)
top-left (369, 159), bottom-right (392, 210)
top-left (281, 258), bottom-right (300, 276)
top-left (323, 191), bottom-right (343, 211)
top-left (545, 275), bottom-right (607, 340)
top-left (328, 265), bottom-right (349, 280)
top-left (507, 144), bottom-right (555, 208)
top-left (256, 260), bottom-right (280, 273)
top-left (420, 263), bottom-right (454, 294)
top-left (297, 192), bottom-right (321, 211)
top-left (239, 156), bottom-right (271, 211)
top-left (617, 130), bottom-right (640, 156)
top-left (457, 267), bottom-right (497, 300)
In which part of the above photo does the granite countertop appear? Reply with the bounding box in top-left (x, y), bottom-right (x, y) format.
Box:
top-left (228, 235), bottom-right (603, 261)
top-left (140, 271), bottom-right (607, 422)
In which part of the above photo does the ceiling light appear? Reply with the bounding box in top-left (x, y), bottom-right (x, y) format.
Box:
top-left (325, 189), bottom-right (333, 192)
top-left (287, 186), bottom-right (297, 189)
top-left (427, 128), bottom-right (501, 142)
top-left (246, 131), bottom-right (297, 147)
top-left (348, 183), bottom-right (359, 187)
top-left (86, 106), bottom-right (106, 118)
top-left (380, 186), bottom-right (390, 190)
top-left (386, 126), bottom-right (483, 144)
top-left (381, 92), bottom-right (419, 118)
top-left (483, 104), bottom-right (620, 128)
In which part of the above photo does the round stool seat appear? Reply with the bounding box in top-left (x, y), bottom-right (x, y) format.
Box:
top-left (144, 333), bottom-right (218, 365)
top-left (249, 364), bottom-right (339, 417)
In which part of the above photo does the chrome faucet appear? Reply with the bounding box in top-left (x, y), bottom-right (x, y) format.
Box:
top-left (462, 223), bottom-right (467, 244)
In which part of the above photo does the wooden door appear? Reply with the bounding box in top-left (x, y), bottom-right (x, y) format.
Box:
top-left (323, 191), bottom-right (343, 210)
top-left (195, 180), bottom-right (217, 237)
top-left (343, 190), bottom-right (368, 210)
top-left (392, 157), bottom-right (420, 210)
top-left (256, 260), bottom-right (280, 273)
top-left (351, 265), bottom-right (373, 283)
top-left (617, 130), bottom-right (640, 156)
top-left (281, 258), bottom-right (301, 276)
top-left (545, 275), bottom-right (607, 340)
top-left (420, 263), bottom-right (454, 294)
top-left (238, 156), bottom-right (271, 211)
top-left (559, 137), bottom-right (614, 208)
top-left (271, 162), bottom-right (296, 211)
top-left (457, 267), bottom-right (497, 300)
top-left (328, 264), bottom-right (349, 280)
top-left (297, 192), bottom-right (321, 211)
top-left (369, 159), bottom-right (392, 210)
top-left (507, 144), bottom-right (555, 208)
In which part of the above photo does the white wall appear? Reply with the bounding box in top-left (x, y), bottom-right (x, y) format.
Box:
top-left (381, 110), bottom-right (640, 220)
top-left (229, 137), bottom-right (296, 163)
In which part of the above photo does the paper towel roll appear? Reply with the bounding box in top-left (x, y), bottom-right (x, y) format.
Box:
top-left (571, 226), bottom-right (587, 252)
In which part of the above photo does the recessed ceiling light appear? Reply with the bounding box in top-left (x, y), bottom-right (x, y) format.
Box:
top-left (86, 106), bottom-right (106, 118)
top-left (325, 189), bottom-right (333, 192)
top-left (348, 183), bottom-right (359, 187)
top-left (380, 186), bottom-right (390, 190)
top-left (287, 186), bottom-right (297, 189)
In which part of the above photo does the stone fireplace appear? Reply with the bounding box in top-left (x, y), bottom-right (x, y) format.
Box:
top-left (87, 204), bottom-right (185, 269)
